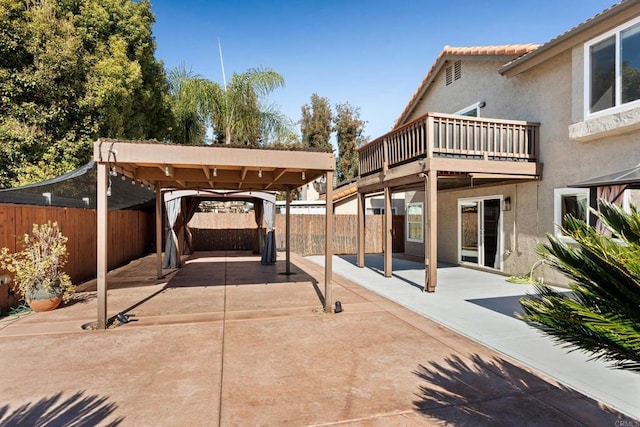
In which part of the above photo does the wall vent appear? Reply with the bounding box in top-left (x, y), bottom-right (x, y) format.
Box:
top-left (445, 65), bottom-right (453, 86)
top-left (454, 60), bottom-right (462, 80)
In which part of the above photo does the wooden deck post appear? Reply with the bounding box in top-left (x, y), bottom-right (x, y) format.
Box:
top-left (425, 170), bottom-right (438, 292)
top-left (96, 162), bottom-right (108, 329)
top-left (156, 187), bottom-right (163, 279)
top-left (384, 186), bottom-right (392, 277)
top-left (324, 171), bottom-right (333, 313)
top-left (286, 188), bottom-right (291, 275)
top-left (357, 191), bottom-right (365, 268)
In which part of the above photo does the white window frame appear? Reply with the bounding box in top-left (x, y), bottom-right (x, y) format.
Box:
top-left (366, 207), bottom-right (397, 215)
top-left (457, 195), bottom-right (504, 270)
top-left (554, 188), bottom-right (589, 241)
top-left (406, 202), bottom-right (423, 243)
top-left (584, 15), bottom-right (640, 119)
top-left (454, 101), bottom-right (483, 118)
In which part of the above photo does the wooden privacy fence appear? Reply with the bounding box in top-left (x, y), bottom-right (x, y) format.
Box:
top-left (275, 214), bottom-right (387, 256)
top-left (189, 212), bottom-right (404, 256)
top-left (189, 212), bottom-right (257, 251)
top-left (0, 204), bottom-right (154, 286)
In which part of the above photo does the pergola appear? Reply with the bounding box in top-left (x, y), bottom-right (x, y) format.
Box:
top-left (94, 139), bottom-right (336, 329)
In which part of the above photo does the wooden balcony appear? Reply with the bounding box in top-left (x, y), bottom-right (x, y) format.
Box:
top-left (359, 112), bottom-right (540, 179)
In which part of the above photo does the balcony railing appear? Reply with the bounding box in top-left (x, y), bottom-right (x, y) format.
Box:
top-left (359, 112), bottom-right (540, 176)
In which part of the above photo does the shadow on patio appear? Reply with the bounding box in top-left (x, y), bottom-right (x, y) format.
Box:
top-left (412, 354), bottom-right (622, 425)
top-left (0, 251), bottom-right (628, 425)
top-left (0, 391), bottom-right (124, 426)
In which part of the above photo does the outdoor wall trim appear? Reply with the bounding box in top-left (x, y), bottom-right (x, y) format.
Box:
top-left (569, 106), bottom-right (640, 142)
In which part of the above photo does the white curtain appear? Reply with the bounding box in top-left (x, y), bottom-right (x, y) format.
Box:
top-left (596, 185), bottom-right (626, 235)
top-left (162, 198), bottom-right (181, 268)
top-left (261, 200), bottom-right (276, 265)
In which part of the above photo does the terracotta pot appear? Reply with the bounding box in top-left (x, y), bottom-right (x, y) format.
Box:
top-left (25, 283), bottom-right (63, 312)
top-left (27, 296), bottom-right (62, 312)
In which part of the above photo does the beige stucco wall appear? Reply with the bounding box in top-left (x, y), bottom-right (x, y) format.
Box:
top-left (406, 59), bottom-right (543, 123)
top-left (401, 36), bottom-right (640, 285)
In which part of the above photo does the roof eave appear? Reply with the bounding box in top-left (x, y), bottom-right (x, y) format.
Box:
top-left (500, 0), bottom-right (640, 77)
top-left (394, 48), bottom-right (539, 128)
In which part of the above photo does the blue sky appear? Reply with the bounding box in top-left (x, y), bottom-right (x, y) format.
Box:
top-left (151, 0), bottom-right (616, 142)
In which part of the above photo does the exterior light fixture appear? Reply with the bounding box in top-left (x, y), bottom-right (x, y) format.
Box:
top-left (301, 171), bottom-right (306, 181)
top-left (121, 175), bottom-right (126, 181)
top-left (258, 168), bottom-right (262, 178)
top-left (503, 196), bottom-right (511, 211)
top-left (164, 166), bottom-right (170, 176)
top-left (213, 167), bottom-right (217, 177)
top-left (107, 182), bottom-right (112, 197)
top-left (110, 166), bottom-right (118, 176)
top-left (334, 301), bottom-right (343, 313)
top-left (131, 179), bottom-right (135, 185)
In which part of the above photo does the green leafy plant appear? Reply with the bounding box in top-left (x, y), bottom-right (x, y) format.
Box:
top-left (0, 222), bottom-right (75, 303)
top-left (506, 259), bottom-right (545, 285)
top-left (519, 200), bottom-right (640, 372)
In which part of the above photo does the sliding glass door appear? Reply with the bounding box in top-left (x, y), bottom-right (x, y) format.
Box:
top-left (459, 197), bottom-right (502, 269)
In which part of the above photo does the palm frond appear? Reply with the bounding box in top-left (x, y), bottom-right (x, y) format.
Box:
top-left (521, 200), bottom-right (640, 372)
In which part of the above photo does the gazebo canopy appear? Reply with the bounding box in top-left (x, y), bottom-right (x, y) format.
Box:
top-left (92, 139), bottom-right (336, 329)
top-left (0, 161), bottom-right (155, 210)
top-left (95, 139), bottom-right (333, 192)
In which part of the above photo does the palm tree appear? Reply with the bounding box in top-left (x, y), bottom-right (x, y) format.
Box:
top-left (166, 64), bottom-right (210, 145)
top-left (206, 66), bottom-right (290, 145)
top-left (167, 65), bottom-right (291, 145)
top-left (519, 200), bottom-right (640, 372)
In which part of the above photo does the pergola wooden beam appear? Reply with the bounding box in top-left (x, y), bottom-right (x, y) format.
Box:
top-left (356, 153), bottom-right (541, 293)
top-left (93, 139), bottom-right (336, 329)
top-left (384, 186), bottom-right (392, 277)
top-left (357, 192), bottom-right (365, 268)
top-left (96, 163), bottom-right (108, 329)
top-left (425, 170), bottom-right (437, 292)
top-left (324, 170), bottom-right (334, 313)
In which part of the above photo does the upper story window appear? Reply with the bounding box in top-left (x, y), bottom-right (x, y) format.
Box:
top-left (586, 17), bottom-right (640, 116)
top-left (454, 101), bottom-right (485, 118)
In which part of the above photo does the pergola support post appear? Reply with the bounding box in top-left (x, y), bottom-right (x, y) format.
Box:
top-left (96, 163), bottom-right (108, 329)
top-left (357, 191), bottom-right (365, 268)
top-left (285, 188), bottom-right (291, 275)
top-left (425, 170), bottom-right (438, 292)
top-left (156, 187), bottom-right (163, 279)
top-left (324, 171), bottom-right (333, 313)
top-left (384, 186), bottom-right (392, 277)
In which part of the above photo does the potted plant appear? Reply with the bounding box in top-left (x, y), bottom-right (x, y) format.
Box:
top-left (0, 222), bottom-right (75, 311)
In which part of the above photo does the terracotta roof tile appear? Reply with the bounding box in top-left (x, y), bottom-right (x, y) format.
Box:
top-left (319, 181), bottom-right (357, 202)
top-left (394, 44), bottom-right (540, 129)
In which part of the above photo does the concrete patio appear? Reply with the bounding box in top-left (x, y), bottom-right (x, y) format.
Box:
top-left (0, 251), bottom-right (630, 426)
top-left (309, 254), bottom-right (640, 421)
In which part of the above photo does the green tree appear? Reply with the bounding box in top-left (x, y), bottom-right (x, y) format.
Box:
top-left (300, 93), bottom-right (332, 150)
top-left (334, 102), bottom-right (366, 181)
top-left (0, 0), bottom-right (171, 187)
top-left (204, 67), bottom-right (289, 145)
top-left (519, 200), bottom-right (640, 372)
top-left (166, 64), bottom-right (208, 145)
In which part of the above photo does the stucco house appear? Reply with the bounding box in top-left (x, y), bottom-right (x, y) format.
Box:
top-left (356, 0), bottom-right (640, 290)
